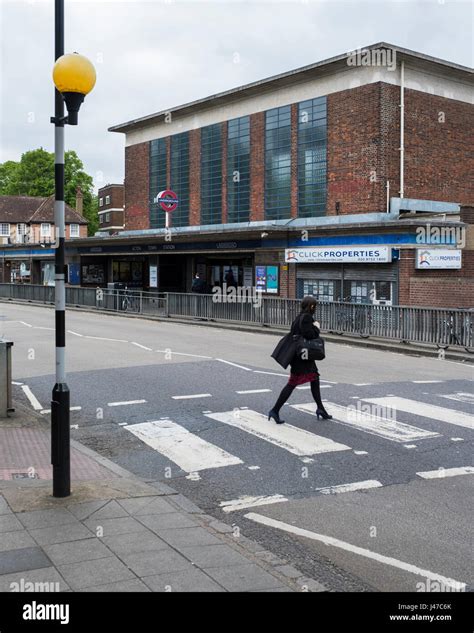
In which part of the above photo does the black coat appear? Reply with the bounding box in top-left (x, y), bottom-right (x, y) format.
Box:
top-left (289, 312), bottom-right (320, 375)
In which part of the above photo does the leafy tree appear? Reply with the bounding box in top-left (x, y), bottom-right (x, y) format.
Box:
top-left (0, 148), bottom-right (99, 236)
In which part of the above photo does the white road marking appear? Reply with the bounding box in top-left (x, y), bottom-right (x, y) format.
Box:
top-left (248, 466), bottom-right (260, 470)
top-left (450, 437), bottom-right (464, 442)
top-left (85, 336), bottom-right (129, 342)
top-left (19, 321), bottom-right (32, 327)
top-left (40, 406), bottom-right (82, 415)
top-left (296, 386), bottom-right (310, 390)
top-left (253, 370), bottom-right (288, 377)
top-left (412, 380), bottom-right (444, 384)
top-left (21, 386), bottom-right (43, 411)
top-left (404, 444), bottom-right (417, 449)
top-left (186, 472), bottom-right (201, 481)
top-left (353, 383), bottom-right (373, 386)
top-left (12, 381), bottom-right (23, 386)
top-left (353, 450), bottom-right (368, 455)
top-left (118, 422), bottom-right (128, 426)
top-left (131, 342), bottom-right (152, 351)
top-left (244, 513), bottom-right (467, 591)
top-left (156, 350), bottom-right (213, 359)
top-left (220, 494), bottom-right (287, 513)
top-left (417, 466), bottom-right (474, 479)
top-left (108, 400), bottom-right (147, 407)
top-left (67, 330), bottom-right (83, 337)
top-left (216, 358), bottom-right (252, 371)
top-left (364, 397), bottom-right (474, 431)
top-left (441, 392), bottom-right (474, 404)
top-left (236, 389), bottom-right (272, 394)
top-left (71, 424), bottom-right (79, 430)
top-left (292, 402), bottom-right (440, 443)
top-left (125, 420), bottom-right (242, 472)
top-left (301, 457), bottom-right (314, 464)
top-left (316, 480), bottom-right (382, 495)
top-left (33, 326), bottom-right (54, 331)
top-left (172, 393), bottom-right (212, 400)
top-left (205, 409), bottom-right (351, 456)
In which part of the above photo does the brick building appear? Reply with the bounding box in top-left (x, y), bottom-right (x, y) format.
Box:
top-left (74, 43), bottom-right (472, 307)
top-left (97, 184), bottom-right (124, 234)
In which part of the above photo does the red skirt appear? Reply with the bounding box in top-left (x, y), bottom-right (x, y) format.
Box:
top-left (288, 372), bottom-right (318, 386)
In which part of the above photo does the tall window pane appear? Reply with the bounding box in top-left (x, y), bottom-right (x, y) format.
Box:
top-left (201, 124), bottom-right (222, 225)
top-left (149, 138), bottom-right (167, 229)
top-left (227, 116), bottom-right (250, 223)
top-left (265, 105), bottom-right (291, 221)
top-left (170, 132), bottom-right (189, 227)
top-left (298, 97), bottom-right (327, 217)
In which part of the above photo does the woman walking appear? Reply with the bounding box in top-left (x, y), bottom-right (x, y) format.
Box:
top-left (268, 296), bottom-right (332, 424)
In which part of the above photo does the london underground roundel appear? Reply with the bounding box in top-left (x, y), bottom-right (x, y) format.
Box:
top-left (157, 190), bottom-right (179, 213)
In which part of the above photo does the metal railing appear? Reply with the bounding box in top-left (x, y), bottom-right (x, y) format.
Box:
top-left (0, 284), bottom-right (472, 351)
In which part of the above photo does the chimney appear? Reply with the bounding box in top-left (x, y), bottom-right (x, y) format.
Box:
top-left (75, 186), bottom-right (83, 215)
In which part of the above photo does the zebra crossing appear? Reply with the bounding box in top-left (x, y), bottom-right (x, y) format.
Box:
top-left (122, 390), bottom-right (474, 490)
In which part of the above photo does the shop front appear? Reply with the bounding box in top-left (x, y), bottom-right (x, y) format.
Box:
top-left (286, 246), bottom-right (399, 305)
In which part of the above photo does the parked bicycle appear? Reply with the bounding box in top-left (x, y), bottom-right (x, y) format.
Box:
top-left (437, 313), bottom-right (474, 353)
top-left (121, 286), bottom-right (140, 312)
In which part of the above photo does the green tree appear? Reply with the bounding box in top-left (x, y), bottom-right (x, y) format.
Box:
top-left (0, 148), bottom-right (99, 236)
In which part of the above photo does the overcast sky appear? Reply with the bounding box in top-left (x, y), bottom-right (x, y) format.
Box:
top-left (0, 0), bottom-right (472, 191)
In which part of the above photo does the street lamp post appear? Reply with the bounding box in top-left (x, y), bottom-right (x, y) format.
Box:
top-left (51, 0), bottom-right (95, 497)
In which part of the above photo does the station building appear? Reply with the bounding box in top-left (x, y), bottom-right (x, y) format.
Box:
top-left (5, 43), bottom-right (474, 308)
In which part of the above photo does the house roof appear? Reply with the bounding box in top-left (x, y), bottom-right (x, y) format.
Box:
top-left (0, 195), bottom-right (88, 224)
top-left (109, 42), bottom-right (474, 134)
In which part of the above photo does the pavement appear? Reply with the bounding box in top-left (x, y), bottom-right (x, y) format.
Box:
top-left (0, 403), bottom-right (325, 593)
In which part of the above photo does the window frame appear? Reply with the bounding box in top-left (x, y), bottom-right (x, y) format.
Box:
top-left (0, 223), bottom-right (10, 237)
top-left (69, 223), bottom-right (80, 238)
top-left (40, 223), bottom-right (52, 238)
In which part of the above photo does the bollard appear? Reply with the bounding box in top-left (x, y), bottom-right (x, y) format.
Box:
top-left (0, 340), bottom-right (14, 417)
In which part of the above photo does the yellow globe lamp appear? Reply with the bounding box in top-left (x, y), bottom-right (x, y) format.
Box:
top-left (52, 52), bottom-right (96, 125)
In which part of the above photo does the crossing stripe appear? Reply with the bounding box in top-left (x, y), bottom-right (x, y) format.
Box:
top-left (125, 420), bottom-right (242, 473)
top-left (21, 385), bottom-right (43, 411)
top-left (441, 392), bottom-right (474, 404)
top-left (364, 397), bottom-right (474, 431)
top-left (291, 402), bottom-right (440, 443)
top-left (205, 409), bottom-right (351, 456)
top-left (316, 480), bottom-right (382, 495)
top-left (220, 494), bottom-right (287, 513)
top-left (416, 466), bottom-right (473, 479)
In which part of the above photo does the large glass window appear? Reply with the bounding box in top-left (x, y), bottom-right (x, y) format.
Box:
top-left (169, 132), bottom-right (189, 228)
top-left (227, 116), bottom-right (250, 223)
top-left (298, 97), bottom-right (327, 217)
top-left (201, 124), bottom-right (222, 225)
top-left (149, 138), bottom-right (167, 229)
top-left (265, 105), bottom-right (291, 221)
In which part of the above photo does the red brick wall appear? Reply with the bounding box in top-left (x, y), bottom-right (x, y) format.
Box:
top-left (250, 112), bottom-right (265, 222)
top-left (327, 83), bottom-right (387, 215)
top-left (99, 185), bottom-right (124, 210)
top-left (124, 142), bottom-right (149, 230)
top-left (189, 129), bottom-right (201, 226)
top-left (399, 249), bottom-right (474, 308)
top-left (404, 90), bottom-right (474, 205)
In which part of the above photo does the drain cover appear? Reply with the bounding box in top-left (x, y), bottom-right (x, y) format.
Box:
top-left (12, 472), bottom-right (39, 480)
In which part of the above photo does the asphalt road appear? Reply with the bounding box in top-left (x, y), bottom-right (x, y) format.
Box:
top-left (2, 303), bottom-right (473, 593)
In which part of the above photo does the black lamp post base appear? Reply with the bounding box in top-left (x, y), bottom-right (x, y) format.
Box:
top-left (51, 382), bottom-right (70, 497)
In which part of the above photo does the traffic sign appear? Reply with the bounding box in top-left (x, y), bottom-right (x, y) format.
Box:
top-left (157, 190), bottom-right (179, 213)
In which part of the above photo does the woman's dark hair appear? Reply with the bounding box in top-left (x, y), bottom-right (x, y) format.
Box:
top-left (301, 296), bottom-right (317, 313)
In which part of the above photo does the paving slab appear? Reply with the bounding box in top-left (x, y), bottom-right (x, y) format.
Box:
top-left (169, 494), bottom-right (203, 514)
top-left (57, 556), bottom-right (135, 590)
top-left (0, 530), bottom-right (36, 553)
top-left (78, 579), bottom-right (151, 592)
top-left (205, 563), bottom-right (287, 592)
top-left (87, 500), bottom-right (130, 520)
top-left (142, 568), bottom-right (225, 592)
top-left (119, 548), bottom-right (191, 577)
top-left (0, 547), bottom-right (52, 575)
top-left (17, 508), bottom-right (79, 530)
top-left (0, 495), bottom-right (11, 515)
top-left (180, 544), bottom-right (253, 569)
top-left (118, 496), bottom-right (177, 516)
top-left (83, 516), bottom-right (149, 537)
top-left (154, 527), bottom-right (223, 549)
top-left (67, 500), bottom-right (110, 520)
top-left (0, 566), bottom-right (70, 592)
top-left (102, 531), bottom-right (170, 555)
top-left (43, 538), bottom-right (111, 566)
top-left (29, 523), bottom-right (94, 546)
top-left (137, 512), bottom-right (200, 532)
top-left (0, 514), bottom-right (24, 534)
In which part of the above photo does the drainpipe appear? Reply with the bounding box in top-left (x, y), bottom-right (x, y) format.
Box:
top-left (400, 60), bottom-right (405, 199)
top-left (386, 180), bottom-right (390, 213)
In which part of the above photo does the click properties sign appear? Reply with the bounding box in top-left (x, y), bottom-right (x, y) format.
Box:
top-left (285, 246), bottom-right (392, 264)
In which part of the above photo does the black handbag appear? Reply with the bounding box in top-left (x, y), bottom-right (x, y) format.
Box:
top-left (294, 314), bottom-right (326, 361)
top-left (271, 332), bottom-right (298, 369)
